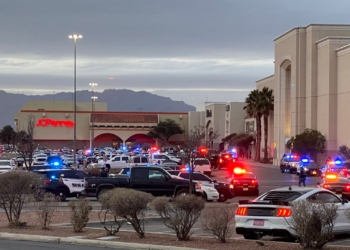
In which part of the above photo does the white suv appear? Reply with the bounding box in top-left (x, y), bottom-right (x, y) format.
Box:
top-left (193, 158), bottom-right (212, 176)
top-left (0, 159), bottom-right (15, 173)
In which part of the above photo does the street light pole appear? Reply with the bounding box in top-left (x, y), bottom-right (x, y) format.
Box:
top-left (89, 83), bottom-right (98, 150)
top-left (91, 96), bottom-right (98, 150)
top-left (69, 34), bottom-right (82, 166)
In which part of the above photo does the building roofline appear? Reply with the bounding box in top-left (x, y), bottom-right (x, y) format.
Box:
top-left (274, 24), bottom-right (350, 43)
top-left (256, 75), bottom-right (275, 85)
top-left (19, 110), bottom-right (189, 115)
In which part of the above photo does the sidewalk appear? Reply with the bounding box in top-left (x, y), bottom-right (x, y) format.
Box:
top-left (240, 159), bottom-right (276, 169)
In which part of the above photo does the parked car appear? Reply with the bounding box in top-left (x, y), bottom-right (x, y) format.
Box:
top-left (279, 154), bottom-right (300, 174)
top-left (296, 159), bottom-right (320, 176)
top-left (175, 171), bottom-right (235, 202)
top-left (0, 159), bottom-right (15, 173)
top-left (193, 158), bottom-right (212, 176)
top-left (235, 186), bottom-right (350, 240)
top-left (36, 169), bottom-right (90, 201)
top-left (103, 155), bottom-right (130, 169)
top-left (82, 166), bottom-right (201, 199)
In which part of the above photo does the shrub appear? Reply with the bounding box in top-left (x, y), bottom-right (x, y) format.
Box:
top-left (35, 192), bottom-right (57, 230)
top-left (152, 194), bottom-right (205, 241)
top-left (201, 205), bottom-right (235, 243)
top-left (98, 190), bottom-right (125, 235)
top-left (104, 188), bottom-right (154, 238)
top-left (289, 200), bottom-right (338, 249)
top-left (68, 198), bottom-right (92, 233)
top-left (0, 171), bottom-right (42, 227)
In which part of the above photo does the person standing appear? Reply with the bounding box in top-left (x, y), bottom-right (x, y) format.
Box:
top-left (299, 166), bottom-right (306, 187)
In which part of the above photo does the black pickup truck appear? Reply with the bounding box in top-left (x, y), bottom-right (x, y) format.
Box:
top-left (83, 166), bottom-right (199, 199)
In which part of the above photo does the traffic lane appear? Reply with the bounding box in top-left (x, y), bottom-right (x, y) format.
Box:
top-left (0, 239), bottom-right (129, 250)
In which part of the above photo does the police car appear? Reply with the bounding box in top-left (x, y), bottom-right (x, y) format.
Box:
top-left (295, 158), bottom-right (320, 176)
top-left (36, 169), bottom-right (90, 201)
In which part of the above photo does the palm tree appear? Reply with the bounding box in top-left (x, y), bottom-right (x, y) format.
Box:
top-left (244, 89), bottom-right (263, 161)
top-left (259, 87), bottom-right (274, 162)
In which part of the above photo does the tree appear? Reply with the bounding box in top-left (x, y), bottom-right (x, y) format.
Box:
top-left (229, 133), bottom-right (254, 159)
top-left (244, 89), bottom-right (263, 162)
top-left (15, 114), bottom-right (37, 169)
top-left (338, 145), bottom-right (350, 161)
top-left (180, 126), bottom-right (219, 194)
top-left (259, 87), bottom-right (274, 162)
top-left (0, 125), bottom-right (16, 148)
top-left (147, 119), bottom-right (184, 144)
top-left (286, 128), bottom-right (326, 160)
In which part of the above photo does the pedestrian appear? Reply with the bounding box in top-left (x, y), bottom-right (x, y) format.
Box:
top-left (100, 167), bottom-right (108, 177)
top-left (299, 166), bottom-right (306, 187)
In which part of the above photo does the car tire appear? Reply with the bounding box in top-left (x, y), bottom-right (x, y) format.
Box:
top-left (176, 189), bottom-right (189, 196)
top-left (218, 190), bottom-right (228, 202)
top-left (243, 234), bottom-right (261, 240)
top-left (97, 188), bottom-right (110, 201)
top-left (296, 172), bottom-right (299, 176)
top-left (55, 188), bottom-right (68, 202)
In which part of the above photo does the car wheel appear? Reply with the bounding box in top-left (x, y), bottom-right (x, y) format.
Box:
top-left (97, 188), bottom-right (110, 201)
top-left (55, 188), bottom-right (68, 202)
top-left (218, 190), bottom-right (229, 202)
top-left (176, 189), bottom-right (189, 196)
top-left (296, 172), bottom-right (299, 176)
top-left (243, 234), bottom-right (261, 240)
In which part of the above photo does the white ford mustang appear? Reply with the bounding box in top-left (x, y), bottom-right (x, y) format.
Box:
top-left (235, 186), bottom-right (350, 239)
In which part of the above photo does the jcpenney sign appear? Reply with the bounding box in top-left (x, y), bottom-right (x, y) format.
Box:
top-left (36, 118), bottom-right (74, 128)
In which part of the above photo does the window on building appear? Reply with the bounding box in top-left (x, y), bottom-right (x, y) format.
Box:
top-left (246, 121), bottom-right (255, 133)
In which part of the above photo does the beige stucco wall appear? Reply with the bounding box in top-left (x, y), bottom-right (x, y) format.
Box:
top-left (205, 103), bottom-right (226, 149)
top-left (226, 102), bottom-right (246, 136)
top-left (337, 45), bottom-right (350, 149)
top-left (262, 24), bottom-right (350, 165)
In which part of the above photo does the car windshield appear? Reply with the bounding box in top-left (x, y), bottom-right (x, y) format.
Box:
top-left (194, 159), bottom-right (209, 165)
top-left (303, 162), bottom-right (318, 167)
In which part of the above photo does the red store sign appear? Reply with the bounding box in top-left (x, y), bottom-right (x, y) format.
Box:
top-left (36, 118), bottom-right (74, 128)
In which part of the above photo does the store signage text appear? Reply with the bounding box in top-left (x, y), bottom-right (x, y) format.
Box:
top-left (36, 118), bottom-right (74, 128)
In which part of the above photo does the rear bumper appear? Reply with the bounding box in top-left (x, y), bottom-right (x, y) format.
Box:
top-left (236, 227), bottom-right (294, 237)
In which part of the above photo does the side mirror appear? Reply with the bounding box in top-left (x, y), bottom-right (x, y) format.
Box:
top-left (213, 179), bottom-right (217, 183)
top-left (342, 198), bottom-right (348, 204)
top-left (164, 175), bottom-right (170, 181)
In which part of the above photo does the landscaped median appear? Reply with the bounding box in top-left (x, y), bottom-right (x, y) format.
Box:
top-left (0, 211), bottom-right (345, 250)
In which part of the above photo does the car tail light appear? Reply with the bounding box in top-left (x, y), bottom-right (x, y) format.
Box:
top-left (236, 207), bottom-right (248, 216)
top-left (251, 179), bottom-right (258, 184)
top-left (276, 208), bottom-right (292, 217)
top-left (232, 179), bottom-right (240, 184)
top-left (345, 184), bottom-right (350, 190)
top-left (45, 179), bottom-right (51, 185)
top-left (323, 184), bottom-right (330, 189)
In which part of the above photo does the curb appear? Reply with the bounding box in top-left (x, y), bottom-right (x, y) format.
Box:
top-left (0, 232), bottom-right (207, 250)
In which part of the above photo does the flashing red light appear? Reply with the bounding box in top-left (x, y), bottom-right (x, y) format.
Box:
top-left (224, 155), bottom-right (230, 159)
top-left (345, 185), bottom-right (350, 190)
top-left (323, 184), bottom-right (330, 189)
top-left (219, 159), bottom-right (223, 163)
top-left (233, 167), bottom-right (246, 174)
top-left (199, 148), bottom-right (207, 154)
top-left (325, 173), bottom-right (337, 179)
top-left (152, 147), bottom-right (158, 151)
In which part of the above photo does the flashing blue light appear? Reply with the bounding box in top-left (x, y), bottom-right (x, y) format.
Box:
top-left (126, 171), bottom-right (130, 174)
top-left (301, 158), bottom-right (309, 163)
top-left (122, 146), bottom-right (126, 150)
top-left (335, 160), bottom-right (342, 165)
top-left (286, 155), bottom-right (291, 158)
top-left (231, 149), bottom-right (236, 152)
top-left (51, 175), bottom-right (56, 179)
top-left (53, 162), bottom-right (59, 166)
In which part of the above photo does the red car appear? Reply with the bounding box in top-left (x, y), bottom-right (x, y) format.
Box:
top-left (229, 170), bottom-right (259, 196)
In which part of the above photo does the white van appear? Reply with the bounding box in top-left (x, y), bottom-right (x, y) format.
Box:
top-left (193, 158), bottom-right (212, 176)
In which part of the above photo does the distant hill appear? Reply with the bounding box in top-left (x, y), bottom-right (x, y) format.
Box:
top-left (0, 89), bottom-right (195, 128)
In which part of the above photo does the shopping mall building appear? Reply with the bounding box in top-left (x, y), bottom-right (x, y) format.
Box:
top-left (257, 24), bottom-right (350, 165)
top-left (14, 100), bottom-right (189, 149)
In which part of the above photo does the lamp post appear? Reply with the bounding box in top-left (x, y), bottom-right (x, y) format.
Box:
top-left (91, 95), bottom-right (98, 150)
top-left (69, 34), bottom-right (83, 166)
top-left (89, 83), bottom-right (98, 150)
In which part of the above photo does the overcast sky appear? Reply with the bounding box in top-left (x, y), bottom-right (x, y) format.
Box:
top-left (2, 0), bottom-right (350, 106)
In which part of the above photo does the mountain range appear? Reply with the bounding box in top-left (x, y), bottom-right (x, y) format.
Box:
top-left (0, 89), bottom-right (196, 128)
